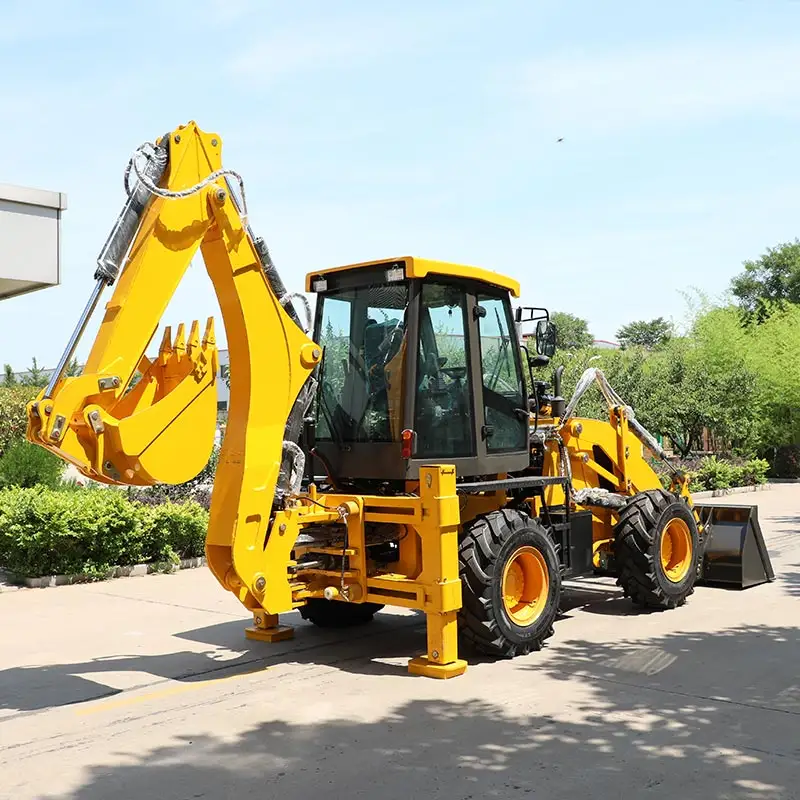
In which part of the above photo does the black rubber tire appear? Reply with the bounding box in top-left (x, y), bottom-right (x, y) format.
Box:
top-left (613, 488), bottom-right (700, 609)
top-left (299, 599), bottom-right (385, 628)
top-left (458, 509), bottom-right (561, 658)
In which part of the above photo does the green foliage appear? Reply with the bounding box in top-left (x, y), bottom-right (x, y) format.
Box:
top-left (731, 239), bottom-right (800, 322)
top-left (643, 336), bottom-right (759, 458)
top-left (0, 487), bottom-right (209, 579)
top-left (0, 440), bottom-right (64, 489)
top-left (550, 311), bottom-right (593, 351)
top-left (3, 364), bottom-right (16, 387)
top-left (0, 487), bottom-right (143, 577)
top-left (141, 502), bottom-right (208, 562)
top-left (554, 325), bottom-right (762, 459)
top-left (690, 303), bottom-right (800, 452)
top-left (20, 357), bottom-right (48, 388)
top-left (771, 445), bottom-right (800, 478)
top-left (741, 457), bottom-right (769, 485)
top-left (693, 456), bottom-right (735, 491)
top-left (0, 385), bottom-right (39, 456)
top-left (126, 445), bottom-right (219, 510)
top-left (687, 456), bottom-right (770, 491)
top-left (616, 317), bottom-right (673, 350)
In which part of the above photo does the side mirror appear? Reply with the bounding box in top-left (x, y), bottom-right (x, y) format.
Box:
top-left (536, 319), bottom-right (557, 358)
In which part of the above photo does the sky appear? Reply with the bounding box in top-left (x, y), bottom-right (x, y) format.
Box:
top-left (1, 0), bottom-right (799, 370)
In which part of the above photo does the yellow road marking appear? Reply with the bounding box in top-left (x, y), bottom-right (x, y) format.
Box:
top-left (75, 665), bottom-right (269, 716)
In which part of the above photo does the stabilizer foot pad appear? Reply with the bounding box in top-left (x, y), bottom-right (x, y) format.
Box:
top-left (408, 656), bottom-right (467, 679)
top-left (245, 625), bottom-right (294, 643)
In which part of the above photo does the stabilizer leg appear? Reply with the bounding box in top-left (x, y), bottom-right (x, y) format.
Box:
top-left (408, 611), bottom-right (467, 679)
top-left (245, 611), bottom-right (294, 643)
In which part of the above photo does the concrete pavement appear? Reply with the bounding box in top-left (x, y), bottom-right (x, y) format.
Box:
top-left (1, 485), bottom-right (798, 800)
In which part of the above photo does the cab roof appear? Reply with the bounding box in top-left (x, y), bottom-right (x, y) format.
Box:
top-left (304, 256), bottom-right (520, 298)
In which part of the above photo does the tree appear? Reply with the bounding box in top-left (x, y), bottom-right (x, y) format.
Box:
top-left (550, 311), bottom-right (593, 351)
top-left (642, 336), bottom-right (760, 458)
top-left (65, 357), bottom-right (82, 377)
top-left (20, 357), bottom-right (47, 388)
top-left (2, 364), bottom-right (16, 387)
top-left (616, 317), bottom-right (673, 350)
top-left (731, 239), bottom-right (800, 321)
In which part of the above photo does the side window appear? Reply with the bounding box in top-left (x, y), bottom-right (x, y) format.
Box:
top-left (414, 283), bottom-right (475, 458)
top-left (477, 295), bottom-right (527, 452)
top-left (315, 286), bottom-right (408, 444)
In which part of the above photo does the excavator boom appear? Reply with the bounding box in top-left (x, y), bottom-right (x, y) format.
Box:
top-left (27, 122), bottom-right (321, 616)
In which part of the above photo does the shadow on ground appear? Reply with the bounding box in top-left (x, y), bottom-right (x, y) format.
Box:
top-left (0, 581), bottom-right (645, 714)
top-left (3, 571), bottom-right (795, 716)
top-left (0, 610), bottom-right (430, 712)
top-left (782, 565), bottom-right (800, 597)
top-left (43, 623), bottom-right (800, 800)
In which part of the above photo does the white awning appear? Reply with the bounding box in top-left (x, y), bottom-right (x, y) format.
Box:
top-left (0, 182), bottom-right (67, 300)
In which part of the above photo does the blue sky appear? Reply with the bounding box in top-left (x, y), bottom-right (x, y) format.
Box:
top-left (2, 0), bottom-right (799, 369)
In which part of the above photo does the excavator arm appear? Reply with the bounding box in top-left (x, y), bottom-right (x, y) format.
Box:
top-left (27, 121), bottom-right (322, 615)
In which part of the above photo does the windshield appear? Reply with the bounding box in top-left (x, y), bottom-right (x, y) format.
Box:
top-left (315, 282), bottom-right (409, 444)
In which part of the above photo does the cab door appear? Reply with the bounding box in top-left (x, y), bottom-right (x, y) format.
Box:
top-left (471, 289), bottom-right (530, 471)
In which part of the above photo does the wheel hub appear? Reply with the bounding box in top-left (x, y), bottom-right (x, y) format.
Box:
top-left (660, 518), bottom-right (692, 582)
top-left (501, 546), bottom-right (549, 626)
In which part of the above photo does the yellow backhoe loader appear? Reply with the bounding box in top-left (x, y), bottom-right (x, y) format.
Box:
top-left (27, 122), bottom-right (774, 678)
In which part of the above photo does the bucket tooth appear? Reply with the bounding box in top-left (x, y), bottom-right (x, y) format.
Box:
top-left (173, 323), bottom-right (186, 358)
top-left (202, 317), bottom-right (216, 348)
top-left (158, 326), bottom-right (173, 366)
top-left (187, 320), bottom-right (200, 357)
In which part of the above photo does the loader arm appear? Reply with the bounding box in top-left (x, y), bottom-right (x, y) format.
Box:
top-left (27, 121), bottom-right (321, 614)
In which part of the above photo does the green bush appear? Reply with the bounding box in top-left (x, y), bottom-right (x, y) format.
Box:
top-left (140, 502), bottom-right (208, 562)
top-left (0, 440), bottom-right (64, 489)
top-left (741, 457), bottom-right (769, 485)
top-left (0, 386), bottom-right (39, 456)
top-left (693, 456), bottom-right (735, 491)
top-left (0, 487), bottom-right (142, 577)
top-left (687, 455), bottom-right (770, 491)
top-left (0, 487), bottom-right (209, 579)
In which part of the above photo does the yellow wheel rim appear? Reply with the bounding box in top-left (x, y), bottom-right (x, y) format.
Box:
top-left (660, 518), bottom-right (692, 583)
top-left (501, 546), bottom-right (549, 626)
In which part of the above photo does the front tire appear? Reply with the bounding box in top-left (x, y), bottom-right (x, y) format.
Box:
top-left (458, 509), bottom-right (561, 658)
top-left (613, 488), bottom-right (699, 609)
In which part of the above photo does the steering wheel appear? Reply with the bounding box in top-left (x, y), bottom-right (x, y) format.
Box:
top-left (441, 366), bottom-right (467, 381)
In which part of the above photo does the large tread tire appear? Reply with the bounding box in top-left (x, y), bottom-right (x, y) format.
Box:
top-left (299, 599), bottom-right (384, 628)
top-left (458, 509), bottom-right (561, 658)
top-left (613, 488), bottom-right (699, 609)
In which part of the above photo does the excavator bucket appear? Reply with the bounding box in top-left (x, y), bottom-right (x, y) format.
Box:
top-left (694, 503), bottom-right (776, 588)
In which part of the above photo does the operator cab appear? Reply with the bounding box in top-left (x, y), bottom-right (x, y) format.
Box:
top-left (306, 257), bottom-right (533, 486)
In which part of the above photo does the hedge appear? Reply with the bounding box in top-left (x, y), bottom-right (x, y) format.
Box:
top-left (656, 456), bottom-right (770, 492)
top-left (0, 440), bottom-right (64, 489)
top-left (0, 386), bottom-right (39, 456)
top-left (0, 487), bottom-right (209, 579)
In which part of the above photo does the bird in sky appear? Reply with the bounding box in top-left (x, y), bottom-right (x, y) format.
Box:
top-left (556, 137), bottom-right (564, 142)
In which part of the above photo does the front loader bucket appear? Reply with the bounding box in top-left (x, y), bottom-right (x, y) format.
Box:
top-left (694, 503), bottom-right (776, 589)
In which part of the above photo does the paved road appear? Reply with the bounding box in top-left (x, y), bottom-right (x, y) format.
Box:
top-left (1, 486), bottom-right (798, 800)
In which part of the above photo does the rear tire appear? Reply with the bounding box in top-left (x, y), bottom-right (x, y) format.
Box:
top-left (458, 509), bottom-right (561, 658)
top-left (613, 488), bottom-right (699, 609)
top-left (299, 599), bottom-right (384, 628)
